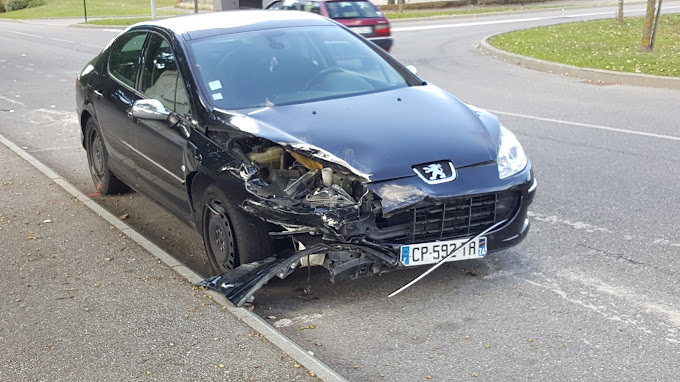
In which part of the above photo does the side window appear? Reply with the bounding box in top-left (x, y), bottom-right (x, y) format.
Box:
top-left (109, 32), bottom-right (147, 88)
top-left (140, 35), bottom-right (191, 116)
top-left (269, 0), bottom-right (301, 10)
top-left (302, 1), bottom-right (321, 14)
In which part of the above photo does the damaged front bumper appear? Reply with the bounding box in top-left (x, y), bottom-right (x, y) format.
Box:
top-left (200, 165), bottom-right (536, 307)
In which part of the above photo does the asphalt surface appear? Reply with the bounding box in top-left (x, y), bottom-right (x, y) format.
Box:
top-left (2, 2), bottom-right (680, 381)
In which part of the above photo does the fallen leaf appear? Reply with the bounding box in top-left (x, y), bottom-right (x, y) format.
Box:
top-left (119, 214), bottom-right (129, 220)
top-left (266, 315), bottom-right (277, 320)
top-left (27, 234), bottom-right (36, 240)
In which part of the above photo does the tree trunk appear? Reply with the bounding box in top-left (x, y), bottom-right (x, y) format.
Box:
top-left (638, 0), bottom-right (656, 52)
top-left (650, 0), bottom-right (663, 49)
top-left (616, 0), bottom-right (624, 23)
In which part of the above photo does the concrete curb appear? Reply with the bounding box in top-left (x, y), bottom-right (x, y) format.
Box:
top-left (478, 35), bottom-right (680, 90)
top-left (0, 132), bottom-right (348, 382)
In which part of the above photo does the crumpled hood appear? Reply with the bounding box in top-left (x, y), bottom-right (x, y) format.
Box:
top-left (226, 84), bottom-right (500, 182)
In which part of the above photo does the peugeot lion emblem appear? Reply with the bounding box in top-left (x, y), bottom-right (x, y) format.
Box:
top-left (413, 161), bottom-right (456, 184)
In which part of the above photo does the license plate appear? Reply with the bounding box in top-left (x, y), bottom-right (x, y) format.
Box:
top-left (399, 237), bottom-right (487, 266)
top-left (351, 26), bottom-right (373, 35)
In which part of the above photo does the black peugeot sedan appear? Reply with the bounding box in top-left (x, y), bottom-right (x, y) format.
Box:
top-left (76, 10), bottom-right (535, 305)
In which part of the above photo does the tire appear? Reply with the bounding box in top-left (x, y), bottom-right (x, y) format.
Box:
top-left (200, 185), bottom-right (277, 275)
top-left (84, 118), bottom-right (129, 195)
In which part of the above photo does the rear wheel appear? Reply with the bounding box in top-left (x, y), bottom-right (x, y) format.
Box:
top-left (84, 118), bottom-right (129, 195)
top-left (200, 185), bottom-right (277, 275)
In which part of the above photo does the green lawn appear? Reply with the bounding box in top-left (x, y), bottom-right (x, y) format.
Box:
top-left (488, 14), bottom-right (680, 77)
top-left (0, 0), bottom-right (179, 19)
top-left (84, 17), bottom-right (157, 26)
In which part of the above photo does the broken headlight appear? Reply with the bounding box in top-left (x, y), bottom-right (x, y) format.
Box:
top-left (497, 125), bottom-right (527, 179)
top-left (247, 146), bottom-right (362, 207)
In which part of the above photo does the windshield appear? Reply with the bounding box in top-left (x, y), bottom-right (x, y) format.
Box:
top-left (188, 26), bottom-right (407, 110)
top-left (326, 1), bottom-right (383, 19)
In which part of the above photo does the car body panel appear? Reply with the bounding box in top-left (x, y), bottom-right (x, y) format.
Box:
top-left (231, 85), bottom-right (498, 182)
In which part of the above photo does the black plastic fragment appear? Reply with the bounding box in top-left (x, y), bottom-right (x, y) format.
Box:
top-left (197, 244), bottom-right (329, 307)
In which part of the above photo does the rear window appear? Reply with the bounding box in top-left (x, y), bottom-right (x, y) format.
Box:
top-left (326, 1), bottom-right (382, 19)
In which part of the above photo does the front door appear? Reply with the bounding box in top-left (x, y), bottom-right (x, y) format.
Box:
top-left (93, 31), bottom-right (148, 184)
top-left (132, 33), bottom-right (193, 220)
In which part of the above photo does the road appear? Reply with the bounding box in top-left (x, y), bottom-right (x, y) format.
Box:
top-left (1, 2), bottom-right (680, 380)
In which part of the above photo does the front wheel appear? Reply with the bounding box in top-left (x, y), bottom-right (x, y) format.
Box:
top-left (200, 185), bottom-right (277, 275)
top-left (84, 118), bottom-right (129, 195)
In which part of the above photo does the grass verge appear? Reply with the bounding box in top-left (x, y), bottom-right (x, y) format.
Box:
top-left (84, 17), bottom-right (155, 26)
top-left (488, 14), bottom-right (680, 77)
top-left (385, 7), bottom-right (515, 20)
top-left (0, 0), bottom-right (179, 19)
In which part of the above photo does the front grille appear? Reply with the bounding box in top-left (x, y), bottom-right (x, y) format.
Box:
top-left (375, 191), bottom-right (520, 244)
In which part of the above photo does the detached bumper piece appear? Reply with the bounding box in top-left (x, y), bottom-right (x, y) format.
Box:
top-left (198, 244), bottom-right (328, 307)
top-left (198, 242), bottom-right (400, 306)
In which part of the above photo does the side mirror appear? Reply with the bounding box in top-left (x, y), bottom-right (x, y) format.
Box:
top-left (406, 65), bottom-right (418, 75)
top-left (130, 99), bottom-right (170, 121)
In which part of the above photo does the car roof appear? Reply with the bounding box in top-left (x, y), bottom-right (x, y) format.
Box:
top-left (273, 0), bottom-right (377, 3)
top-left (134, 10), bottom-right (335, 40)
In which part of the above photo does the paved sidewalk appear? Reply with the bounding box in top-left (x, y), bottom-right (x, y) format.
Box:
top-left (0, 142), bottom-right (317, 381)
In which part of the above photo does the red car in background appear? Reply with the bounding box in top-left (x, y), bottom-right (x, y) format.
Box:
top-left (267, 0), bottom-right (393, 51)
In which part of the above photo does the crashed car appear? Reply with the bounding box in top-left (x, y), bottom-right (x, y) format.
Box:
top-left (76, 10), bottom-right (535, 306)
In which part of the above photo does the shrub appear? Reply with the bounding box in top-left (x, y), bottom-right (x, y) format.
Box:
top-left (28, 0), bottom-right (44, 8)
top-left (0, 0), bottom-right (5, 13)
top-left (3, 0), bottom-right (29, 11)
top-left (3, 0), bottom-right (44, 12)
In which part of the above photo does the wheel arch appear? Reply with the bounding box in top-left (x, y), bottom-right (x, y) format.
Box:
top-left (187, 170), bottom-right (215, 232)
top-left (80, 110), bottom-right (94, 148)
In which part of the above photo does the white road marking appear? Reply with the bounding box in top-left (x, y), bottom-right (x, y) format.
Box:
top-left (2, 30), bottom-right (41, 38)
top-left (0, 95), bottom-right (24, 106)
top-left (563, 273), bottom-right (680, 329)
top-left (79, 42), bottom-right (103, 48)
top-left (488, 109), bottom-right (680, 143)
top-left (528, 212), bottom-right (612, 233)
top-left (274, 313), bottom-right (325, 328)
top-left (49, 37), bottom-right (74, 43)
top-left (392, 6), bottom-right (680, 33)
top-left (29, 146), bottom-right (82, 153)
top-left (522, 278), bottom-right (642, 329)
top-left (393, 6), bottom-right (680, 32)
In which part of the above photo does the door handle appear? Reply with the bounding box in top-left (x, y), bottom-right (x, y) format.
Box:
top-left (93, 90), bottom-right (103, 99)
